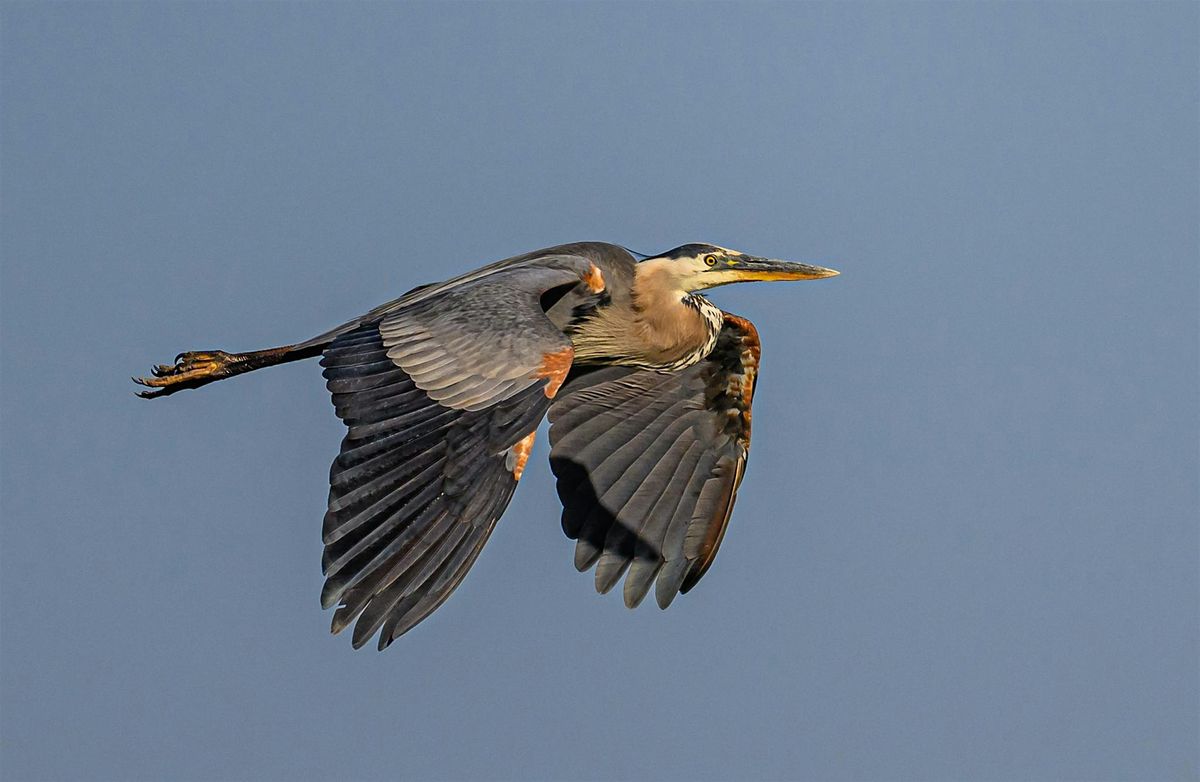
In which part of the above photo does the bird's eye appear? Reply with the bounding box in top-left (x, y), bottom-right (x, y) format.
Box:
top-left (704, 255), bottom-right (717, 267)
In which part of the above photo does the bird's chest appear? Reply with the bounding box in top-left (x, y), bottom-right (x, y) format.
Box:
top-left (568, 294), bottom-right (721, 371)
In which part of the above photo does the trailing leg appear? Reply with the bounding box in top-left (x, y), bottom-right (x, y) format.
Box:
top-left (133, 343), bottom-right (322, 398)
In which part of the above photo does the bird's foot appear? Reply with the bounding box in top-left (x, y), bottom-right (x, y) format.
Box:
top-left (133, 350), bottom-right (237, 398)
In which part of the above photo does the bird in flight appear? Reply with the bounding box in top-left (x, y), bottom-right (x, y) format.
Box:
top-left (135, 242), bottom-right (838, 649)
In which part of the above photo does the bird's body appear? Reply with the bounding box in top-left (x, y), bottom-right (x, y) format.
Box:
top-left (136, 241), bottom-right (837, 649)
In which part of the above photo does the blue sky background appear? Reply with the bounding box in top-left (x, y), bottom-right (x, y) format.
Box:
top-left (2, 2), bottom-right (1196, 780)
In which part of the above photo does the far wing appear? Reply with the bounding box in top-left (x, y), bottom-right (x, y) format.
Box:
top-left (320, 258), bottom-right (599, 649)
top-left (546, 314), bottom-right (760, 610)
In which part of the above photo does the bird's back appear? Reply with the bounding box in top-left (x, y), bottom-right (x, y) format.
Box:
top-left (295, 242), bottom-right (638, 351)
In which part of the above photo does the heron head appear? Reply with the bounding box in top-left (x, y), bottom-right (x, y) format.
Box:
top-left (644, 243), bottom-right (839, 292)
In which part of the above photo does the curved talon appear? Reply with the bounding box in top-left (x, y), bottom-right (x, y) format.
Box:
top-left (135, 386), bottom-right (171, 400)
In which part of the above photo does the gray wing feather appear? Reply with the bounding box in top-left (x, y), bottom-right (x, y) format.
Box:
top-left (317, 259), bottom-right (598, 650)
top-left (623, 439), bottom-right (706, 607)
top-left (322, 328), bottom-right (544, 650)
top-left (547, 315), bottom-right (760, 610)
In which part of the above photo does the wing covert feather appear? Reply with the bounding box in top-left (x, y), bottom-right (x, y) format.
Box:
top-left (378, 266), bottom-right (588, 412)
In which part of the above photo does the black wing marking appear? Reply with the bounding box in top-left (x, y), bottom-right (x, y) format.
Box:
top-left (547, 314), bottom-right (760, 609)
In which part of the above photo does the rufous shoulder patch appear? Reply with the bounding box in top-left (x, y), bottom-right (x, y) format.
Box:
top-left (721, 313), bottom-right (761, 362)
top-left (535, 345), bottom-right (574, 398)
top-left (509, 431), bottom-right (537, 481)
top-left (582, 263), bottom-right (605, 294)
top-left (720, 313), bottom-right (760, 450)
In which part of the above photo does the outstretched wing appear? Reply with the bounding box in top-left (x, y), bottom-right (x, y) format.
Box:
top-left (547, 314), bottom-right (760, 610)
top-left (320, 259), bottom-right (599, 649)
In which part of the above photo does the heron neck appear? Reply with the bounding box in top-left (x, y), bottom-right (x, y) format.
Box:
top-left (630, 275), bottom-right (713, 350)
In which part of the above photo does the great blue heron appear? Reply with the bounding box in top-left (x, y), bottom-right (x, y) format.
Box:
top-left (135, 242), bottom-right (838, 649)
